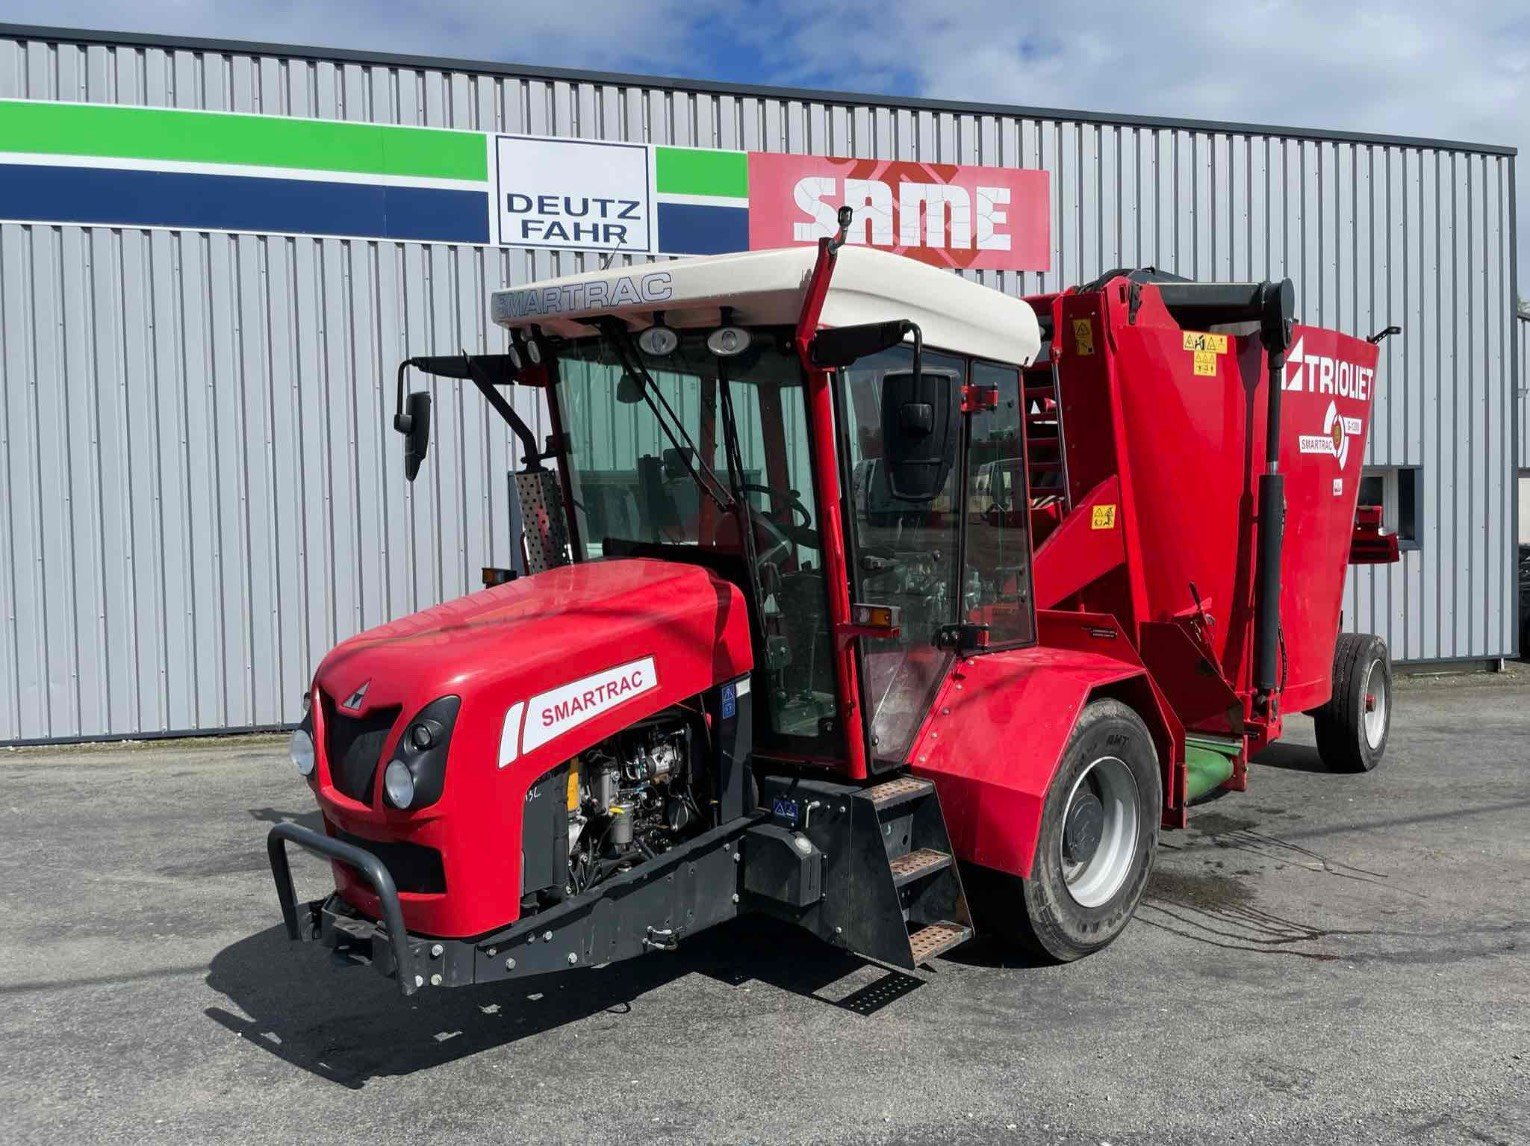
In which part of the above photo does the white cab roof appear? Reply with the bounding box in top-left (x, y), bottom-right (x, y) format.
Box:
top-left (490, 246), bottom-right (1041, 367)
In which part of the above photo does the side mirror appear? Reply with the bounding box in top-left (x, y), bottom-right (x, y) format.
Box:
top-left (881, 368), bottom-right (958, 502)
top-left (810, 320), bottom-right (919, 367)
top-left (401, 390), bottom-right (432, 482)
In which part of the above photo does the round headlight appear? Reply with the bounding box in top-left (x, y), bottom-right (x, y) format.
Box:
top-left (637, 324), bottom-right (679, 357)
top-left (384, 759), bottom-right (416, 808)
top-left (289, 728), bottom-right (316, 777)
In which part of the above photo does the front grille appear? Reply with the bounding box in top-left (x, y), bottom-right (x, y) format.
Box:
top-left (322, 698), bottom-right (400, 804)
top-left (328, 823), bottom-right (447, 895)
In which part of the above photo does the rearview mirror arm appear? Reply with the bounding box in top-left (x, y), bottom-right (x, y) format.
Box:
top-left (393, 360), bottom-right (413, 433)
top-left (462, 352), bottom-right (545, 472)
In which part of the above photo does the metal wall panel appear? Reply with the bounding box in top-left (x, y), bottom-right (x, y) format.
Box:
top-left (0, 31), bottom-right (1519, 741)
top-left (1520, 314), bottom-right (1528, 471)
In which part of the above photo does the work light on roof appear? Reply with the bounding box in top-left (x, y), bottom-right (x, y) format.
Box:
top-left (638, 323), bottom-right (679, 357)
top-left (707, 326), bottom-right (751, 358)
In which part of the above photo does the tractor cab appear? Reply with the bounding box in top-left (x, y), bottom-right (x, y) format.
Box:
top-left (397, 241), bottom-right (1042, 780)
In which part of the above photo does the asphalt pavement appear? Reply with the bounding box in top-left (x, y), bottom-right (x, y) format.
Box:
top-left (2, 671), bottom-right (1527, 1144)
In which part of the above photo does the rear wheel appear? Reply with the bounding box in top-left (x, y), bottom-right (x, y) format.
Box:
top-left (1313, 633), bottom-right (1391, 773)
top-left (972, 699), bottom-right (1161, 962)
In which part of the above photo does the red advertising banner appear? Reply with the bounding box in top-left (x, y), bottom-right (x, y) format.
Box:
top-left (747, 152), bottom-right (1051, 272)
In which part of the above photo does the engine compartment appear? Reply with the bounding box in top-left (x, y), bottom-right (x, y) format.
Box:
top-left (560, 708), bottom-right (712, 898)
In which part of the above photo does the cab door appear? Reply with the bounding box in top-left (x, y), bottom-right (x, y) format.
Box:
top-left (836, 346), bottom-right (966, 770)
top-left (836, 352), bottom-right (1036, 771)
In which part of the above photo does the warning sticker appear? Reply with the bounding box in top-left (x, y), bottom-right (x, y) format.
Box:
top-left (1091, 504), bottom-right (1117, 530)
top-left (1073, 318), bottom-right (1095, 356)
top-left (1183, 331), bottom-right (1229, 354)
top-left (1184, 332), bottom-right (1227, 377)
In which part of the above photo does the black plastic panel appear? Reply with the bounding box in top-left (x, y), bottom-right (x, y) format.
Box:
top-left (322, 699), bottom-right (400, 804)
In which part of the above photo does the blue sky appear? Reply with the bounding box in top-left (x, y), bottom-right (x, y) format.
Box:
top-left (5, 1), bottom-right (1528, 296)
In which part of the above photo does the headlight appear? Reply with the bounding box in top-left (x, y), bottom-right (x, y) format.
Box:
top-left (384, 759), bottom-right (416, 808)
top-left (381, 695), bottom-right (461, 811)
top-left (289, 727), bottom-right (316, 777)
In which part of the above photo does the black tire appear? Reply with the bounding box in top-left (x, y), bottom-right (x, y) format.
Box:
top-left (970, 699), bottom-right (1162, 962)
top-left (1313, 632), bottom-right (1391, 773)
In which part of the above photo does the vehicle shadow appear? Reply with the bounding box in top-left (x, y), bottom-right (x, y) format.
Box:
top-left (204, 913), bottom-right (921, 1088)
top-left (246, 806), bottom-right (324, 830)
top-left (1249, 740), bottom-right (1330, 774)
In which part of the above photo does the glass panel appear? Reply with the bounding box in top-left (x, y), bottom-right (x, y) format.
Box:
top-left (557, 330), bottom-right (837, 750)
top-left (840, 347), bottom-right (966, 764)
top-left (728, 357), bottom-right (838, 747)
top-left (964, 362), bottom-right (1035, 646)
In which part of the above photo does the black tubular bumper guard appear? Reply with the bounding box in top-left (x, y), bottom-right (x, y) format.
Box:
top-left (266, 821), bottom-right (419, 996)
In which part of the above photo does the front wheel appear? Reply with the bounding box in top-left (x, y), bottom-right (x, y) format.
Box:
top-left (971, 699), bottom-right (1162, 962)
top-left (1313, 632), bottom-right (1391, 773)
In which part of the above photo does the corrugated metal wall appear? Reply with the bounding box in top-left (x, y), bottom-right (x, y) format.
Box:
top-left (0, 30), bottom-right (1519, 742)
top-left (1520, 314), bottom-right (1529, 470)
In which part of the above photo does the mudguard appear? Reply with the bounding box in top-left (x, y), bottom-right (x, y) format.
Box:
top-left (909, 636), bottom-right (1182, 879)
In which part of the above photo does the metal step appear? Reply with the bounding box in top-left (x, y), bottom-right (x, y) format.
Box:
top-left (864, 775), bottom-right (934, 813)
top-left (908, 921), bottom-right (973, 965)
top-left (889, 847), bottom-right (953, 888)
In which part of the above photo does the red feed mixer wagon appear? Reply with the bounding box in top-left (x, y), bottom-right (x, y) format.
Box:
top-left (268, 209), bottom-right (1400, 993)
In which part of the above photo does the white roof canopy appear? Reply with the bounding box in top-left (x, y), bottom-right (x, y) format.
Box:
top-left (489, 246), bottom-right (1041, 367)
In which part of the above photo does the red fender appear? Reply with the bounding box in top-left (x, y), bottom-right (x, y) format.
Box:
top-left (910, 641), bottom-right (1182, 879)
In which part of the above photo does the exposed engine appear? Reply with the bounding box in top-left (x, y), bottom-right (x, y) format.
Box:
top-left (566, 712), bottom-right (708, 895)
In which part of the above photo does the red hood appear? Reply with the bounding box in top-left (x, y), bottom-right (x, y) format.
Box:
top-left (317, 557), bottom-right (749, 705)
top-left (307, 557), bottom-right (754, 938)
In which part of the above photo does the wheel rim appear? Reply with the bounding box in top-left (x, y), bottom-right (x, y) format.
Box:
top-left (1060, 755), bottom-right (1140, 908)
top-left (1361, 658), bottom-right (1387, 749)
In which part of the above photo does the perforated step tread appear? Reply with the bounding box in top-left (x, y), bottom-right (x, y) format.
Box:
top-left (908, 921), bottom-right (973, 965)
top-left (863, 776), bottom-right (934, 811)
top-left (889, 847), bottom-right (953, 887)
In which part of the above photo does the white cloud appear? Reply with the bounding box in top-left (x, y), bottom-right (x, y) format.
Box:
top-left (727, 0), bottom-right (1529, 293)
top-left (5, 0), bottom-right (1527, 292)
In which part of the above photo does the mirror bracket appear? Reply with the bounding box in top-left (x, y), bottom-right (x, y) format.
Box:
top-left (810, 319), bottom-right (922, 369)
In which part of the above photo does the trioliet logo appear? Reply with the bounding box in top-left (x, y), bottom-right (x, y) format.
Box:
top-left (1283, 337), bottom-right (1374, 401)
top-left (498, 657), bottom-right (658, 767)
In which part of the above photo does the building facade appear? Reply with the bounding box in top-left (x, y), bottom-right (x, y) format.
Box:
top-left (1520, 307), bottom-right (1530, 542)
top-left (0, 24), bottom-right (1520, 743)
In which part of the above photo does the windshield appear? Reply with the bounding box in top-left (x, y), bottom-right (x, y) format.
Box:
top-left (556, 329), bottom-right (840, 752)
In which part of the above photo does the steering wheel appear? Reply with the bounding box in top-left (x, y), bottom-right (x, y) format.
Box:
top-left (737, 483), bottom-right (812, 528)
top-left (736, 483), bottom-right (815, 566)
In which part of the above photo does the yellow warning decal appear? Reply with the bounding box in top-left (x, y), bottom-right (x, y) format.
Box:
top-left (1091, 504), bottom-right (1117, 530)
top-left (1073, 318), bottom-right (1095, 356)
top-left (1182, 331), bottom-right (1229, 354)
top-left (1193, 350), bottom-right (1219, 376)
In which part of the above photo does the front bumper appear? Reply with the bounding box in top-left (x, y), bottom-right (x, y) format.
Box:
top-left (266, 818), bottom-right (753, 996)
top-left (267, 822), bottom-right (424, 995)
